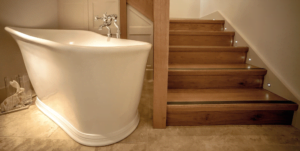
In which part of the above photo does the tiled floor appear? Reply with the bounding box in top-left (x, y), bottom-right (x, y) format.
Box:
top-left (1, 80), bottom-right (300, 151)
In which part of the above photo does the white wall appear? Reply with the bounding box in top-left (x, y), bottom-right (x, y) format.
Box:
top-left (200, 0), bottom-right (300, 128)
top-left (0, 0), bottom-right (58, 101)
top-left (170, 0), bottom-right (200, 18)
top-left (58, 0), bottom-right (120, 35)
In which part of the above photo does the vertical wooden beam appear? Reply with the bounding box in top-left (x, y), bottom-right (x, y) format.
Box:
top-left (153, 0), bottom-right (169, 128)
top-left (120, 0), bottom-right (127, 39)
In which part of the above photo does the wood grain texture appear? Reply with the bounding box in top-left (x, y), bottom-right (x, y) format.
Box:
top-left (169, 51), bottom-right (247, 64)
top-left (167, 89), bottom-right (287, 102)
top-left (167, 104), bottom-right (298, 112)
top-left (120, 0), bottom-right (127, 39)
top-left (170, 19), bottom-right (225, 24)
top-left (169, 46), bottom-right (249, 52)
top-left (169, 64), bottom-right (260, 69)
top-left (170, 20), bottom-right (224, 31)
top-left (127, 0), bottom-right (153, 21)
top-left (153, 0), bottom-right (169, 129)
top-left (168, 68), bottom-right (267, 76)
top-left (170, 31), bottom-right (235, 36)
top-left (167, 110), bottom-right (294, 125)
top-left (168, 75), bottom-right (264, 89)
top-left (169, 31), bottom-right (235, 46)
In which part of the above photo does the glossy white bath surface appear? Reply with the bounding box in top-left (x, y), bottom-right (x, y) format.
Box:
top-left (5, 27), bottom-right (151, 146)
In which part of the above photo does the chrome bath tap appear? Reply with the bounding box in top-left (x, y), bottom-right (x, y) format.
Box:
top-left (95, 12), bottom-right (120, 39)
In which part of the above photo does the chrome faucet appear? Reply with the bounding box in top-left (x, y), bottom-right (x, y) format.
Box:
top-left (95, 12), bottom-right (120, 39)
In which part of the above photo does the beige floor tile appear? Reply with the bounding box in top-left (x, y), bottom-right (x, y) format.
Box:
top-left (120, 119), bottom-right (150, 144)
top-left (254, 144), bottom-right (300, 151)
top-left (48, 127), bottom-right (72, 140)
top-left (0, 137), bottom-right (25, 151)
top-left (205, 144), bottom-right (256, 151)
top-left (263, 135), bottom-right (300, 145)
top-left (242, 135), bottom-right (268, 145)
top-left (147, 135), bottom-right (206, 151)
top-left (0, 137), bottom-right (95, 151)
top-left (0, 105), bottom-right (58, 138)
top-left (96, 143), bottom-right (147, 151)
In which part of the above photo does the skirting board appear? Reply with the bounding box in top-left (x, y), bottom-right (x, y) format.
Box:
top-left (36, 97), bottom-right (139, 146)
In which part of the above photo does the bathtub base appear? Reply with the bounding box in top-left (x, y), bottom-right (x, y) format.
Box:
top-left (36, 97), bottom-right (140, 146)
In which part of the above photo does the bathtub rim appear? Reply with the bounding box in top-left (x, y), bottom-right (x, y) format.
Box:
top-left (35, 97), bottom-right (140, 146)
top-left (4, 26), bottom-right (152, 49)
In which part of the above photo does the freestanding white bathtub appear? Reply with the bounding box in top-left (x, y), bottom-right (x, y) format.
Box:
top-left (5, 27), bottom-right (151, 146)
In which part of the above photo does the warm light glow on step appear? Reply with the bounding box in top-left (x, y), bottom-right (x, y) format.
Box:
top-left (268, 83), bottom-right (271, 87)
top-left (224, 28), bottom-right (227, 30)
top-left (69, 42), bottom-right (74, 45)
top-left (266, 93), bottom-right (269, 99)
top-left (249, 58), bottom-right (252, 61)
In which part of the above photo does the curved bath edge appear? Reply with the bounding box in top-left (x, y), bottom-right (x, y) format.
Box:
top-left (35, 97), bottom-right (140, 146)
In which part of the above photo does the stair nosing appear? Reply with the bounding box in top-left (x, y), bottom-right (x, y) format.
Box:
top-left (169, 30), bottom-right (235, 36)
top-left (167, 100), bottom-right (295, 105)
top-left (168, 64), bottom-right (264, 70)
top-left (170, 19), bottom-right (225, 24)
top-left (167, 89), bottom-right (290, 103)
top-left (169, 46), bottom-right (249, 52)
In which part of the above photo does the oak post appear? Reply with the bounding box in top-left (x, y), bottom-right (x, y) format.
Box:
top-left (153, 0), bottom-right (169, 128)
top-left (120, 0), bottom-right (127, 39)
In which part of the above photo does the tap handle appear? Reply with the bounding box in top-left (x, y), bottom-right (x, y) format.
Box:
top-left (103, 12), bottom-right (108, 18)
top-left (94, 15), bottom-right (104, 21)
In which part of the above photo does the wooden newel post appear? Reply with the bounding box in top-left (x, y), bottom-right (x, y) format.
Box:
top-left (153, 0), bottom-right (170, 129)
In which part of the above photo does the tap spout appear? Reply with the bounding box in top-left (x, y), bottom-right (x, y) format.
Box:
top-left (113, 19), bottom-right (120, 39)
top-left (106, 26), bottom-right (111, 37)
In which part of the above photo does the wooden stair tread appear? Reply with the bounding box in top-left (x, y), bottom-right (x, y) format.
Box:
top-left (168, 89), bottom-right (288, 102)
top-left (168, 64), bottom-right (267, 76)
top-left (169, 46), bottom-right (248, 52)
top-left (170, 19), bottom-right (225, 24)
top-left (170, 30), bottom-right (235, 36)
top-left (169, 64), bottom-right (260, 69)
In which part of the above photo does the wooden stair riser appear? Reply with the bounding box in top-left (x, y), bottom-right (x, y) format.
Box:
top-left (169, 51), bottom-right (247, 64)
top-left (169, 35), bottom-right (234, 46)
top-left (167, 109), bottom-right (294, 126)
top-left (170, 22), bottom-right (224, 31)
top-left (168, 75), bottom-right (264, 89)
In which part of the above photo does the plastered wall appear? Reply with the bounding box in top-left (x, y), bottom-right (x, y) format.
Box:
top-left (58, 0), bottom-right (120, 35)
top-left (170, 0), bottom-right (200, 19)
top-left (0, 0), bottom-right (58, 101)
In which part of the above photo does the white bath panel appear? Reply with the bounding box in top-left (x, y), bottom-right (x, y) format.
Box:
top-left (36, 98), bottom-right (139, 146)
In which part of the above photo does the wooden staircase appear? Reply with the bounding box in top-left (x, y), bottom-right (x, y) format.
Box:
top-left (167, 19), bottom-right (298, 126)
